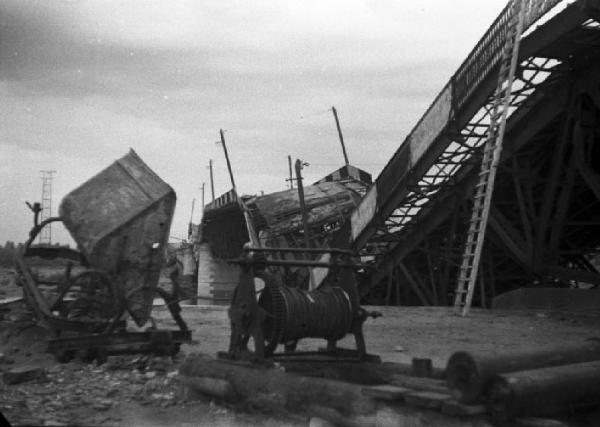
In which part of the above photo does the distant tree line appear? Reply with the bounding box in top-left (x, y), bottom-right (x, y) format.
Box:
top-left (0, 241), bottom-right (71, 267)
top-left (0, 241), bottom-right (20, 267)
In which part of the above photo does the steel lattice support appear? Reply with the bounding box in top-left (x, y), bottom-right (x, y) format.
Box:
top-left (350, 1), bottom-right (600, 306)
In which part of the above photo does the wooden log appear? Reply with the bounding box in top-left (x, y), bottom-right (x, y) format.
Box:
top-left (362, 385), bottom-right (411, 401)
top-left (281, 360), bottom-right (442, 385)
top-left (412, 358), bottom-right (433, 377)
top-left (2, 365), bottom-right (47, 385)
top-left (513, 418), bottom-right (570, 427)
top-left (404, 391), bottom-right (452, 409)
top-left (180, 355), bottom-right (489, 427)
top-left (487, 360), bottom-right (600, 419)
top-left (309, 404), bottom-right (492, 427)
top-left (441, 400), bottom-right (487, 416)
top-left (446, 339), bottom-right (600, 403)
top-left (179, 354), bottom-right (377, 416)
top-left (178, 376), bottom-right (234, 399)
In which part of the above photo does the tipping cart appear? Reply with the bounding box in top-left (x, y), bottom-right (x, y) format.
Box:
top-left (14, 150), bottom-right (191, 363)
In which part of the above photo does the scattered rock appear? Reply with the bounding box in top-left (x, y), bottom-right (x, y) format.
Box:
top-left (48, 365), bottom-right (62, 374)
top-left (309, 416), bottom-right (337, 427)
top-left (394, 345), bottom-right (405, 352)
top-left (3, 365), bottom-right (46, 385)
top-left (43, 419), bottom-right (67, 426)
top-left (148, 356), bottom-right (174, 373)
top-left (105, 388), bottom-right (118, 398)
top-left (104, 355), bottom-right (134, 371)
top-left (16, 418), bottom-right (44, 426)
top-left (92, 399), bottom-right (113, 411)
top-left (0, 353), bottom-right (15, 365)
top-left (151, 392), bottom-right (175, 401)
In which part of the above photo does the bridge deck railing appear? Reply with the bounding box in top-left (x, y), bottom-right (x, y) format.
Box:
top-left (349, 0), bottom-right (565, 247)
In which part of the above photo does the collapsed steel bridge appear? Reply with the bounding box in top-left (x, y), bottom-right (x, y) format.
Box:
top-left (334, 0), bottom-right (600, 306)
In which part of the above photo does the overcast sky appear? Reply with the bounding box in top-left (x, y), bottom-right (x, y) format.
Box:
top-left (0, 0), bottom-right (507, 245)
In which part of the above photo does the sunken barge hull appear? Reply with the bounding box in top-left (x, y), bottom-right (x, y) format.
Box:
top-left (197, 165), bottom-right (371, 302)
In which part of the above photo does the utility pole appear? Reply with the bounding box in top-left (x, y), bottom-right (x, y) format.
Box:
top-left (219, 129), bottom-right (236, 191)
top-left (331, 106), bottom-right (349, 166)
top-left (189, 198), bottom-right (195, 224)
top-left (295, 159), bottom-right (312, 249)
top-left (208, 159), bottom-right (215, 202)
top-left (39, 170), bottom-right (56, 245)
top-left (295, 159), bottom-right (316, 289)
top-left (217, 129), bottom-right (260, 247)
top-left (201, 182), bottom-right (205, 216)
top-left (287, 155), bottom-right (294, 189)
top-left (188, 198), bottom-right (195, 240)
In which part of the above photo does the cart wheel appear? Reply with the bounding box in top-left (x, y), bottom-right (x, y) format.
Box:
top-left (67, 270), bottom-right (116, 324)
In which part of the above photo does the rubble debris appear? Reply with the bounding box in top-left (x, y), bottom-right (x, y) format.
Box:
top-left (2, 365), bottom-right (47, 385)
top-left (0, 352), bottom-right (15, 365)
top-left (0, 355), bottom-right (182, 426)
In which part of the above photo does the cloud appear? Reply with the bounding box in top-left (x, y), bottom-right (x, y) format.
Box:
top-left (0, 0), bottom-right (507, 244)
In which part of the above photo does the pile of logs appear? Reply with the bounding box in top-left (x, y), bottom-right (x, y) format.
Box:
top-left (178, 339), bottom-right (600, 425)
top-left (446, 338), bottom-right (600, 419)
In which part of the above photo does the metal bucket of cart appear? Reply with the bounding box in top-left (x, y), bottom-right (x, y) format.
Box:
top-left (59, 149), bottom-right (176, 326)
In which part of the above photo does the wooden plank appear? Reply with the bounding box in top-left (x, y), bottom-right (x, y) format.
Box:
top-left (405, 391), bottom-right (452, 409)
top-left (515, 417), bottom-right (570, 427)
top-left (0, 296), bottom-right (24, 305)
top-left (361, 385), bottom-right (411, 401)
top-left (441, 400), bottom-right (487, 416)
top-left (391, 374), bottom-right (451, 394)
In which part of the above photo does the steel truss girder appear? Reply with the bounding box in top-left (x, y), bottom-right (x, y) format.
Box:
top-left (351, 6), bottom-right (600, 301)
top-left (358, 58), bottom-right (561, 265)
top-left (361, 78), bottom-right (577, 293)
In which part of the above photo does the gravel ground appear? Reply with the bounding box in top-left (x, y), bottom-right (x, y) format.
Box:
top-left (173, 304), bottom-right (600, 369)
